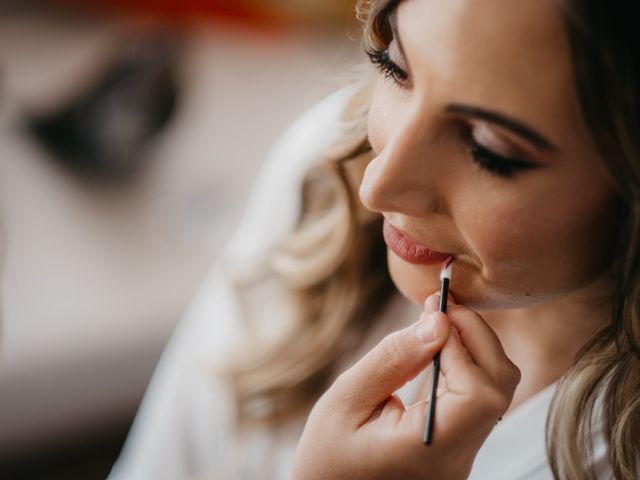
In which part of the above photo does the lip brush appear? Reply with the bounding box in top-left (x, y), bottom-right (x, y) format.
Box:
top-left (423, 256), bottom-right (454, 445)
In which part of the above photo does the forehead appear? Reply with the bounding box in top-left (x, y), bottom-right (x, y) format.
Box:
top-left (395, 0), bottom-right (585, 146)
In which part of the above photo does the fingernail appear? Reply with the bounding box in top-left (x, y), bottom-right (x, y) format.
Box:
top-left (424, 294), bottom-right (440, 313)
top-left (415, 313), bottom-right (439, 343)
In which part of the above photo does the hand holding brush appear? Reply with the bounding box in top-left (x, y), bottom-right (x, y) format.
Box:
top-left (289, 282), bottom-right (521, 480)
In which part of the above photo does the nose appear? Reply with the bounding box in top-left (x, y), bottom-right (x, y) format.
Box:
top-left (359, 106), bottom-right (448, 217)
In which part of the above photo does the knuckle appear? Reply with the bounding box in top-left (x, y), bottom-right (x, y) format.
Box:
top-left (466, 381), bottom-right (509, 418)
top-left (445, 305), bottom-right (465, 324)
top-left (447, 307), bottom-right (485, 341)
top-left (448, 304), bottom-right (479, 325)
top-left (495, 361), bottom-right (521, 393)
top-left (509, 361), bottom-right (522, 385)
top-left (378, 331), bottom-right (407, 376)
top-left (326, 370), bottom-right (354, 407)
top-left (320, 372), bottom-right (359, 421)
top-left (482, 387), bottom-right (510, 417)
top-left (331, 370), bottom-right (349, 395)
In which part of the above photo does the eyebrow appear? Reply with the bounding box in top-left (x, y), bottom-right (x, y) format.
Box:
top-left (388, 5), bottom-right (557, 153)
top-left (446, 104), bottom-right (557, 151)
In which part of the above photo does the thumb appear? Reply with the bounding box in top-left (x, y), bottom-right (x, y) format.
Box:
top-left (331, 312), bottom-right (450, 425)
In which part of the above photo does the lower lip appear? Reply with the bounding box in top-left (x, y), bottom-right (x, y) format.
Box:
top-left (383, 219), bottom-right (453, 265)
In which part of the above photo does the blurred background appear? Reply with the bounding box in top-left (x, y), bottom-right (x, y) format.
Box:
top-left (0, 1), bottom-right (362, 478)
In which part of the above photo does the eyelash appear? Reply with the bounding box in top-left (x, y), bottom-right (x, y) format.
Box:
top-left (366, 46), bottom-right (534, 179)
top-left (366, 48), bottom-right (409, 86)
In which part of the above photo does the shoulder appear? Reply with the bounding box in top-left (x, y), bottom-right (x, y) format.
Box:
top-left (264, 80), bottom-right (364, 167)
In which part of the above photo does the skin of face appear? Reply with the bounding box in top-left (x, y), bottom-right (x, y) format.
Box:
top-left (359, 0), bottom-right (621, 311)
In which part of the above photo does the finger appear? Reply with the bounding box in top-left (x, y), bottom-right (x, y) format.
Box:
top-left (437, 324), bottom-right (479, 392)
top-left (423, 291), bottom-right (456, 314)
top-left (399, 327), bottom-right (500, 443)
top-left (445, 305), bottom-right (521, 392)
top-left (438, 328), bottom-right (513, 427)
top-left (397, 329), bottom-right (475, 437)
top-left (330, 311), bottom-right (450, 425)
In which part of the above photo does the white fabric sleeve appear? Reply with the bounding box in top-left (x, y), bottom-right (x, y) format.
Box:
top-left (106, 83), bottom-right (359, 480)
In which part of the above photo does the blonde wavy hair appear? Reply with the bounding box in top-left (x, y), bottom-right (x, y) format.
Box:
top-left (230, 0), bottom-right (640, 478)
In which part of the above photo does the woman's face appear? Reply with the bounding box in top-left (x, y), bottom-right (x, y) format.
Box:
top-left (359, 0), bottom-right (620, 310)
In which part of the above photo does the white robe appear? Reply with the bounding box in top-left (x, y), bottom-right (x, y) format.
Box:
top-left (107, 83), bottom-right (613, 480)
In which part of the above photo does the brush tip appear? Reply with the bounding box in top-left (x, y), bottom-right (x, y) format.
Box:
top-left (440, 256), bottom-right (454, 280)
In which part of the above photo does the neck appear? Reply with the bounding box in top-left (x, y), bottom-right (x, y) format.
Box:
top-left (485, 271), bottom-right (614, 413)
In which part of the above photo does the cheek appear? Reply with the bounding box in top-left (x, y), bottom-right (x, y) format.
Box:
top-left (462, 182), bottom-right (619, 307)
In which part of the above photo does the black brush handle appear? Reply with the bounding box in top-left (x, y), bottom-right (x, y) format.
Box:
top-left (423, 276), bottom-right (449, 445)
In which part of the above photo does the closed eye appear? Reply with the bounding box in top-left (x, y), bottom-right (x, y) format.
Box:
top-left (461, 126), bottom-right (536, 178)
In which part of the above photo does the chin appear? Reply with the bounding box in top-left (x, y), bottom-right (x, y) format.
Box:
top-left (387, 249), bottom-right (505, 311)
top-left (387, 252), bottom-right (442, 306)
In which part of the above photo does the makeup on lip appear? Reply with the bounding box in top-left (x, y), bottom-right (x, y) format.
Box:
top-left (382, 219), bottom-right (454, 265)
top-left (424, 256), bottom-right (454, 446)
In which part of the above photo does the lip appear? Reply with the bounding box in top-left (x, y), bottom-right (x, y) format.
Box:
top-left (383, 219), bottom-right (455, 265)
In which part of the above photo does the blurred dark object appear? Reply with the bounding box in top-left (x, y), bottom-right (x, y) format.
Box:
top-left (0, 417), bottom-right (132, 480)
top-left (27, 31), bottom-right (180, 181)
